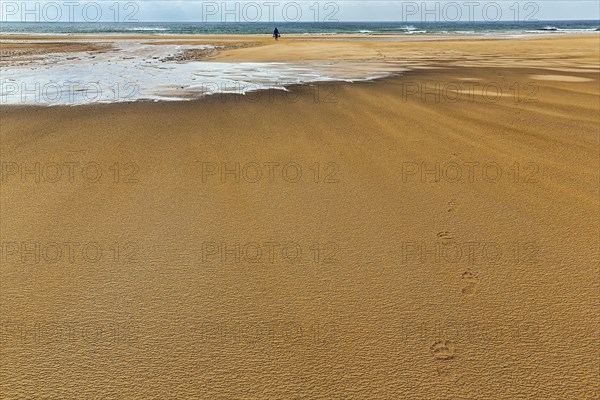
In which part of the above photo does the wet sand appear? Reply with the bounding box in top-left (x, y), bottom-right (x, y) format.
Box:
top-left (1, 35), bottom-right (599, 398)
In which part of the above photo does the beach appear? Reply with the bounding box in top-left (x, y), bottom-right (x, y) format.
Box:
top-left (1, 34), bottom-right (599, 398)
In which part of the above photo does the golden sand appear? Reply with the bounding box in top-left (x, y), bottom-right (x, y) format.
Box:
top-left (1, 35), bottom-right (599, 398)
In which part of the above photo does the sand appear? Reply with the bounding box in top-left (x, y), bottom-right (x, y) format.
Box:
top-left (1, 35), bottom-right (599, 398)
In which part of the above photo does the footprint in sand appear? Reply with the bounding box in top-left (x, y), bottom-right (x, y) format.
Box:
top-left (461, 269), bottom-right (480, 296)
top-left (430, 340), bottom-right (456, 360)
top-left (447, 198), bottom-right (458, 213)
top-left (436, 231), bottom-right (453, 240)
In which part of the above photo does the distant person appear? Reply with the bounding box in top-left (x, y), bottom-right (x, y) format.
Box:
top-left (273, 27), bottom-right (280, 40)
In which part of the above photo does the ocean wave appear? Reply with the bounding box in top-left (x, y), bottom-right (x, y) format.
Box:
top-left (526, 27), bottom-right (600, 34)
top-left (556, 28), bottom-right (600, 32)
top-left (126, 27), bottom-right (170, 31)
top-left (400, 25), bottom-right (417, 32)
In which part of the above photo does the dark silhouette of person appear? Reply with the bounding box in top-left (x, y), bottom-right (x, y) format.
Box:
top-left (273, 27), bottom-right (280, 40)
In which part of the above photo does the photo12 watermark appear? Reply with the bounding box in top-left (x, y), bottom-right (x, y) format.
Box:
top-left (0, 320), bottom-right (141, 346)
top-left (198, 1), bottom-right (340, 22)
top-left (401, 161), bottom-right (540, 184)
top-left (199, 161), bottom-right (340, 184)
top-left (397, 1), bottom-right (540, 22)
top-left (1, 1), bottom-right (140, 22)
top-left (200, 241), bottom-right (341, 264)
top-left (393, 319), bottom-right (544, 345)
top-left (398, 81), bottom-right (540, 104)
top-left (0, 161), bottom-right (140, 184)
top-left (199, 82), bottom-right (340, 104)
top-left (0, 241), bottom-right (140, 264)
top-left (0, 80), bottom-right (140, 106)
top-left (191, 319), bottom-right (340, 347)
top-left (398, 240), bottom-right (541, 265)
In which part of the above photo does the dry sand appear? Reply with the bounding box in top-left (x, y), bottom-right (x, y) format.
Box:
top-left (1, 35), bottom-right (599, 398)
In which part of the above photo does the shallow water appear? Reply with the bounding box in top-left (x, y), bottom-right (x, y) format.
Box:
top-left (0, 40), bottom-right (405, 106)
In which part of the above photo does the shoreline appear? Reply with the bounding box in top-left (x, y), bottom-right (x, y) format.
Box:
top-left (2, 31), bottom-right (600, 41)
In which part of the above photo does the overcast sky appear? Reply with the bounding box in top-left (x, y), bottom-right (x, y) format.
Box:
top-left (2, 1), bottom-right (599, 22)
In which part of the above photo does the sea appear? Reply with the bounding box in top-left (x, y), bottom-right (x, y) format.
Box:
top-left (1, 20), bottom-right (599, 36)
